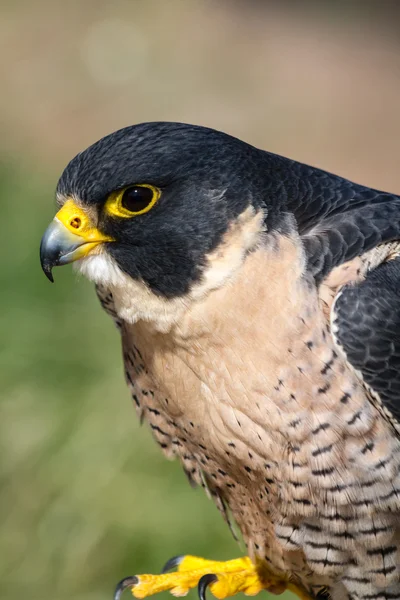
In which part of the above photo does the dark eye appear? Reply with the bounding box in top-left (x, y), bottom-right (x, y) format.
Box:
top-left (121, 186), bottom-right (155, 213)
top-left (105, 184), bottom-right (160, 218)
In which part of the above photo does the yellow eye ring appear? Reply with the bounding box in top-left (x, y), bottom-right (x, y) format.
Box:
top-left (104, 184), bottom-right (161, 218)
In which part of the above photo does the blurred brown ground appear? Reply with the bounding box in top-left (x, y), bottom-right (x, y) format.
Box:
top-left (1, 2), bottom-right (400, 600)
top-left (2, 0), bottom-right (400, 188)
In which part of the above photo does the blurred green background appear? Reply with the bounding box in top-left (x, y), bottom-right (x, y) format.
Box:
top-left (2, 1), bottom-right (400, 599)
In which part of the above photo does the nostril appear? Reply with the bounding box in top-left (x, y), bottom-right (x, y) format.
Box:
top-left (70, 217), bottom-right (82, 230)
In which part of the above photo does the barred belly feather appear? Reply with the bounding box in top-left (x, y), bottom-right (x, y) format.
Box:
top-left (97, 232), bottom-right (400, 600)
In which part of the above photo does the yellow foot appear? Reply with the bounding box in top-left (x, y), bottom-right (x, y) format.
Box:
top-left (113, 555), bottom-right (313, 600)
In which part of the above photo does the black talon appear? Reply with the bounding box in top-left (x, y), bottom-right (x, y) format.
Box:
top-left (198, 573), bottom-right (218, 600)
top-left (161, 555), bottom-right (185, 573)
top-left (114, 576), bottom-right (139, 600)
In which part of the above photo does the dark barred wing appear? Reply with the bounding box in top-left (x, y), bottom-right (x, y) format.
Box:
top-left (332, 257), bottom-right (400, 430)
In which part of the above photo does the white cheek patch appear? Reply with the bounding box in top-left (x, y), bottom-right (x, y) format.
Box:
top-left (74, 253), bottom-right (128, 287)
top-left (74, 251), bottom-right (188, 329)
top-left (72, 206), bottom-right (267, 332)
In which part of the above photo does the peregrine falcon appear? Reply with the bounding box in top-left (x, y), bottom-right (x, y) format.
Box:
top-left (40, 122), bottom-right (400, 600)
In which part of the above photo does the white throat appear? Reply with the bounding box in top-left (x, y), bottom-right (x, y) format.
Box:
top-left (75, 207), bottom-right (266, 333)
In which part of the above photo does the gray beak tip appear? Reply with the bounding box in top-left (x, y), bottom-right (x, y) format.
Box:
top-left (42, 263), bottom-right (55, 283)
top-left (39, 232), bottom-right (56, 282)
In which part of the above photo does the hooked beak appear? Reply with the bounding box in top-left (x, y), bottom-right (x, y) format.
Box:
top-left (40, 199), bottom-right (114, 282)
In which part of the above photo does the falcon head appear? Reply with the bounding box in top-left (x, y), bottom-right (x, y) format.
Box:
top-left (40, 123), bottom-right (274, 314)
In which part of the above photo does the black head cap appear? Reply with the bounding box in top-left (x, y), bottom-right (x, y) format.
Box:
top-left (57, 122), bottom-right (276, 297)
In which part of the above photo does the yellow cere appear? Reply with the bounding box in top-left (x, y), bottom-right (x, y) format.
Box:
top-left (55, 198), bottom-right (114, 242)
top-left (104, 184), bottom-right (161, 218)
